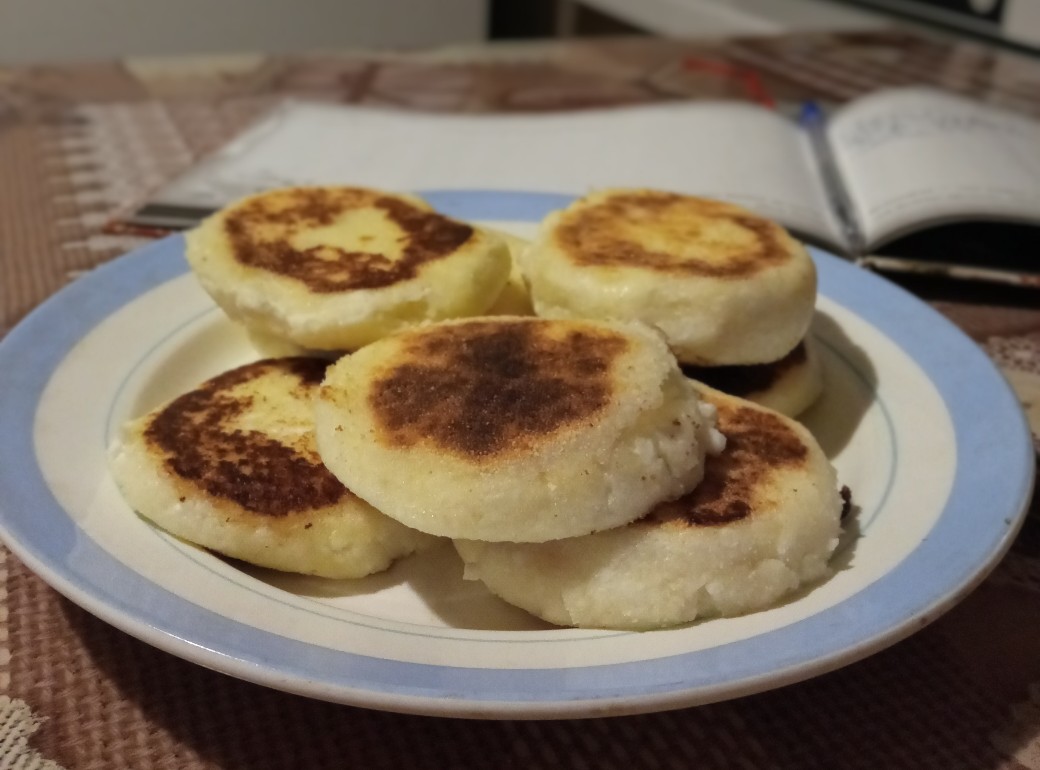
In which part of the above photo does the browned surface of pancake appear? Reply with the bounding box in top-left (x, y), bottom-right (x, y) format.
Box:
top-left (222, 187), bottom-right (474, 292)
top-left (555, 191), bottom-right (793, 279)
top-left (144, 358), bottom-right (347, 516)
top-left (644, 396), bottom-right (808, 528)
top-left (681, 342), bottom-right (808, 396)
top-left (363, 320), bottom-right (629, 459)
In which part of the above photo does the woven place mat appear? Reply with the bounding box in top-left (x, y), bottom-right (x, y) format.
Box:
top-left (2, 30), bottom-right (1040, 769)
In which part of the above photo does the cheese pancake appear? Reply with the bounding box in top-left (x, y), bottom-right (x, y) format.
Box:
top-left (682, 337), bottom-right (824, 418)
top-left (454, 386), bottom-right (842, 629)
top-left (186, 186), bottom-right (512, 352)
top-left (315, 317), bottom-right (724, 543)
top-left (109, 358), bottom-right (436, 578)
top-left (520, 189), bottom-right (817, 366)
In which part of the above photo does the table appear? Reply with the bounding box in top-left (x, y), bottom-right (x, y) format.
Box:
top-left (2, 29), bottom-right (1040, 770)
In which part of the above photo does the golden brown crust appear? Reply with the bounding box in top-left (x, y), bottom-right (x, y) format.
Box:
top-left (361, 319), bottom-right (630, 460)
top-left (221, 187), bottom-right (474, 293)
top-left (642, 395), bottom-right (809, 528)
top-left (554, 191), bottom-right (794, 279)
top-left (143, 358), bottom-right (348, 516)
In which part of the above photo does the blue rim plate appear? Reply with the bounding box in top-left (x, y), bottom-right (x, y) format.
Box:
top-left (0, 190), bottom-right (1033, 719)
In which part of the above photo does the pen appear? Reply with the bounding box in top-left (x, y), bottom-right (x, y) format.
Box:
top-left (799, 101), bottom-right (864, 256)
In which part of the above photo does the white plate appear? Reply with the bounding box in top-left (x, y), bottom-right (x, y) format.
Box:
top-left (0, 190), bottom-right (1033, 719)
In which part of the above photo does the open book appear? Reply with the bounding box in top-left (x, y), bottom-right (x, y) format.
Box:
top-left (129, 86), bottom-right (1040, 283)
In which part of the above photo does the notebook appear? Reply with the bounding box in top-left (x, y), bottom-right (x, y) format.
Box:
top-left (125, 86), bottom-right (1040, 286)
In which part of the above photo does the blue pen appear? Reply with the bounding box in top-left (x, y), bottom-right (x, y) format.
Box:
top-left (799, 101), bottom-right (863, 256)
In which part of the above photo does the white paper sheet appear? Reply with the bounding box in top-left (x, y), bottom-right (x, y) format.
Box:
top-left (140, 100), bottom-right (845, 247)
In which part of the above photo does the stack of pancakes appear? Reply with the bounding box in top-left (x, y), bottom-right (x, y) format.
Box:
top-left (109, 185), bottom-right (844, 630)
top-left (521, 189), bottom-right (824, 418)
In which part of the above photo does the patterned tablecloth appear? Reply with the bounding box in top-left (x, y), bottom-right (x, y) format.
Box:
top-left (2, 29), bottom-right (1039, 770)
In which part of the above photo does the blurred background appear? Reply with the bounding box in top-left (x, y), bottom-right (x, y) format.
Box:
top-left (1, 0), bottom-right (1038, 62)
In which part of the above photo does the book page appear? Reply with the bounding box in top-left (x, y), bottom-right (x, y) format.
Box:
top-left (827, 87), bottom-right (1040, 250)
top-left (143, 99), bottom-right (844, 247)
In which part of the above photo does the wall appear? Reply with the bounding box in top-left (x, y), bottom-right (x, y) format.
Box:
top-left (0, 0), bottom-right (487, 62)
